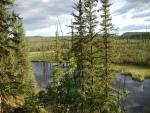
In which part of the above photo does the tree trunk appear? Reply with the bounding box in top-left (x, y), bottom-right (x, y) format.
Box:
top-left (0, 90), bottom-right (2, 113)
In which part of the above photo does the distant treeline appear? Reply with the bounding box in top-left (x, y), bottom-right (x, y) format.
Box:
top-left (121, 32), bottom-right (150, 39)
top-left (27, 36), bottom-right (150, 67)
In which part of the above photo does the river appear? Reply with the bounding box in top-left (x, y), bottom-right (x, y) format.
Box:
top-left (32, 61), bottom-right (150, 113)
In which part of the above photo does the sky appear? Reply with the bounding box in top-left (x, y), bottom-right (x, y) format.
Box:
top-left (14, 0), bottom-right (150, 36)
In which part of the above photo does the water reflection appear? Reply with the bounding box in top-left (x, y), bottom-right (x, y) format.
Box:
top-left (32, 62), bottom-right (55, 88)
top-left (116, 74), bottom-right (150, 113)
top-left (32, 62), bottom-right (150, 113)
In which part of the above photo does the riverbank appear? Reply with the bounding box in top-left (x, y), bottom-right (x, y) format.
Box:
top-left (29, 51), bottom-right (55, 62)
top-left (114, 64), bottom-right (150, 81)
top-left (30, 55), bottom-right (150, 81)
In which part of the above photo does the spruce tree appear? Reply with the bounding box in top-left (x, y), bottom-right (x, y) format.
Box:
top-left (68, 20), bottom-right (74, 50)
top-left (72, 0), bottom-right (87, 112)
top-left (99, 0), bottom-right (122, 112)
top-left (52, 26), bottom-right (64, 87)
top-left (40, 27), bottom-right (66, 113)
top-left (84, 0), bottom-right (103, 112)
top-left (0, 1), bottom-right (25, 112)
top-left (84, 0), bottom-right (98, 85)
top-left (10, 10), bottom-right (46, 113)
top-left (11, 12), bottom-right (36, 95)
top-left (100, 0), bottom-right (113, 93)
top-left (72, 0), bottom-right (86, 91)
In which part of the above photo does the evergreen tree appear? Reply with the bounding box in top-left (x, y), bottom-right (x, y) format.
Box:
top-left (72, 0), bottom-right (86, 92)
top-left (68, 20), bottom-right (74, 50)
top-left (11, 12), bottom-right (36, 95)
top-left (100, 0), bottom-right (113, 93)
top-left (10, 10), bottom-right (46, 113)
top-left (84, 0), bottom-right (103, 112)
top-left (0, 1), bottom-right (25, 112)
top-left (84, 0), bottom-right (98, 86)
top-left (52, 26), bottom-right (64, 87)
top-left (72, 0), bottom-right (88, 112)
top-left (99, 0), bottom-right (122, 112)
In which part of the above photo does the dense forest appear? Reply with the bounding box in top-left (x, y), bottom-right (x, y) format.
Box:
top-left (0, 0), bottom-right (150, 113)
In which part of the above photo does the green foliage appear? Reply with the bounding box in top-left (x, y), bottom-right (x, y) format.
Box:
top-left (0, 1), bottom-right (41, 112)
top-left (98, 0), bottom-right (123, 112)
top-left (12, 13), bottom-right (36, 94)
top-left (113, 64), bottom-right (150, 81)
top-left (40, 79), bottom-right (82, 112)
top-left (12, 95), bottom-right (47, 113)
top-left (37, 0), bottom-right (124, 113)
top-left (72, 0), bottom-right (87, 92)
top-left (0, 1), bottom-right (25, 112)
top-left (52, 27), bottom-right (64, 87)
top-left (27, 37), bottom-right (150, 68)
top-left (114, 38), bottom-right (150, 66)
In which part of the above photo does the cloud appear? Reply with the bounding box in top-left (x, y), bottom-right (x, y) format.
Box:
top-left (111, 0), bottom-right (150, 33)
top-left (113, 0), bottom-right (150, 15)
top-left (145, 18), bottom-right (150, 22)
top-left (113, 4), bottom-right (133, 15)
top-left (14, 0), bottom-right (150, 36)
top-left (121, 24), bottom-right (150, 31)
top-left (14, 0), bottom-right (74, 36)
top-left (132, 11), bottom-right (150, 19)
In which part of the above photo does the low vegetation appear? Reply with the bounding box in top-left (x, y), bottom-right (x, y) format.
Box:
top-left (1, 0), bottom-right (149, 112)
top-left (114, 64), bottom-right (150, 81)
top-left (26, 37), bottom-right (150, 81)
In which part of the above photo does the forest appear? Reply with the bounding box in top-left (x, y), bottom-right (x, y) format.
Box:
top-left (0, 0), bottom-right (150, 113)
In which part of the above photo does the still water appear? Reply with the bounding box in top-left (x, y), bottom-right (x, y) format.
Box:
top-left (32, 62), bottom-right (150, 113)
top-left (115, 75), bottom-right (150, 113)
top-left (32, 61), bottom-right (55, 88)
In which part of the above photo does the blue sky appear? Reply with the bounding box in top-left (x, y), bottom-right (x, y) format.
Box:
top-left (14, 0), bottom-right (150, 36)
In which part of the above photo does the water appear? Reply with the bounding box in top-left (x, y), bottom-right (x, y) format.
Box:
top-left (32, 62), bottom-right (150, 113)
top-left (115, 74), bottom-right (150, 113)
top-left (32, 61), bottom-right (55, 88)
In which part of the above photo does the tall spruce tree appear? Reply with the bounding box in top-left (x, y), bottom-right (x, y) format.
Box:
top-left (0, 1), bottom-right (25, 112)
top-left (10, 10), bottom-right (46, 113)
top-left (100, 0), bottom-right (113, 93)
top-left (99, 0), bottom-right (122, 112)
top-left (84, 0), bottom-right (103, 112)
top-left (72, 0), bottom-right (87, 112)
top-left (84, 0), bottom-right (98, 86)
top-left (11, 12), bottom-right (36, 95)
top-left (72, 0), bottom-right (86, 91)
top-left (52, 26), bottom-right (64, 87)
top-left (40, 27), bottom-right (66, 113)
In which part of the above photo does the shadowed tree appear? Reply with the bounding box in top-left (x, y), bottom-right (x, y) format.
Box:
top-left (84, 0), bottom-right (104, 112)
top-left (100, 0), bottom-right (113, 94)
top-left (10, 10), bottom-right (47, 113)
top-left (99, 0), bottom-right (123, 112)
top-left (11, 12), bottom-right (36, 95)
top-left (72, 0), bottom-right (88, 112)
top-left (52, 26), bottom-right (64, 87)
top-left (0, 1), bottom-right (25, 112)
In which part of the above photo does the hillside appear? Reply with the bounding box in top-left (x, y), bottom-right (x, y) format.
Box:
top-left (121, 32), bottom-right (150, 39)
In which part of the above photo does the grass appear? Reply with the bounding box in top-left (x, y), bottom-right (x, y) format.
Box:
top-left (114, 64), bottom-right (150, 81)
top-left (29, 51), bottom-right (55, 62)
top-left (114, 38), bottom-right (150, 66)
top-left (26, 36), bottom-right (70, 52)
top-left (26, 36), bottom-right (150, 81)
top-left (26, 37), bottom-right (70, 61)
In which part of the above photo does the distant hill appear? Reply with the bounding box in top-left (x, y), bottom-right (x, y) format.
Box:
top-left (121, 32), bottom-right (150, 39)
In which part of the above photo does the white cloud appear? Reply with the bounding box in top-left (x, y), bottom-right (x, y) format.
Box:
top-left (42, 0), bottom-right (49, 3)
top-left (14, 0), bottom-right (150, 36)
